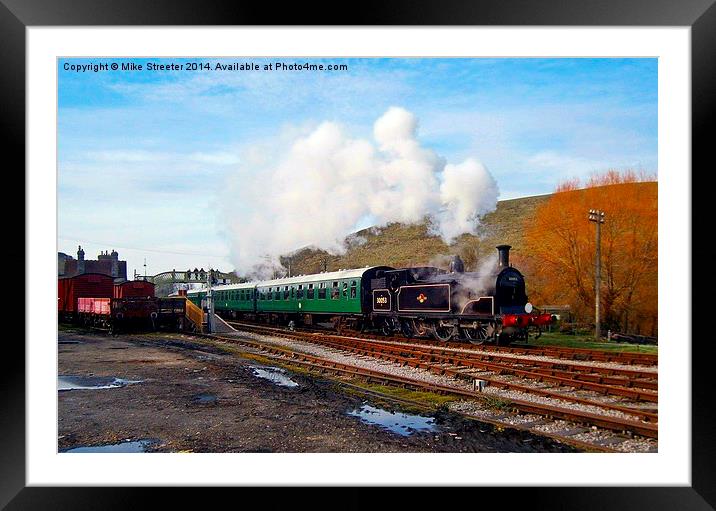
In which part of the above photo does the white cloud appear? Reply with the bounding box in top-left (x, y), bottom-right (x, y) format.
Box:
top-left (439, 158), bottom-right (500, 241)
top-left (221, 107), bottom-right (499, 275)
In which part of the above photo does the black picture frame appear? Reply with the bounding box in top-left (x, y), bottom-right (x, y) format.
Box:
top-left (3, 0), bottom-right (714, 508)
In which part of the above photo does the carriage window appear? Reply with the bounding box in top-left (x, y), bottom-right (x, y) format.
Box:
top-left (297, 284), bottom-right (304, 299)
top-left (307, 283), bottom-right (315, 299)
top-left (284, 286), bottom-right (290, 299)
top-left (331, 282), bottom-right (340, 300)
top-left (342, 282), bottom-right (348, 297)
top-left (350, 283), bottom-right (357, 299)
top-left (267, 288), bottom-right (272, 300)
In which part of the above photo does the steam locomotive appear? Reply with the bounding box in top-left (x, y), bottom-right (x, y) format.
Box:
top-left (189, 245), bottom-right (553, 345)
top-left (367, 245), bottom-right (552, 344)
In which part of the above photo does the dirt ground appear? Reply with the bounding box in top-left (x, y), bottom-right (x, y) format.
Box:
top-left (57, 328), bottom-right (577, 453)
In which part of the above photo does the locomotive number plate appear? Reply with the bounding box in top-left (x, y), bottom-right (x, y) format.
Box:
top-left (372, 289), bottom-right (391, 311)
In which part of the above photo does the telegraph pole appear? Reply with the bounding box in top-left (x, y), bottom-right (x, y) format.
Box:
top-left (588, 209), bottom-right (606, 341)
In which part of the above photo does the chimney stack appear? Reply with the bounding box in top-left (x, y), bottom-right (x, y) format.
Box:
top-left (496, 245), bottom-right (511, 268)
top-left (77, 245), bottom-right (85, 274)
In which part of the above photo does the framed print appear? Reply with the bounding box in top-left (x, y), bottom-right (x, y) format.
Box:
top-left (4, 0), bottom-right (715, 507)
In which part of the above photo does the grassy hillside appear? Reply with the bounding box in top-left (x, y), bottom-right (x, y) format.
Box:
top-left (279, 193), bottom-right (553, 275)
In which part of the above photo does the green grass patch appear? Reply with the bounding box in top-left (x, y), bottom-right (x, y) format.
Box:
top-left (526, 331), bottom-right (658, 354)
top-left (480, 394), bottom-right (514, 412)
top-left (342, 381), bottom-right (458, 411)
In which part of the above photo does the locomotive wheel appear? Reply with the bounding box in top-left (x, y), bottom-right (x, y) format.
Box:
top-left (432, 324), bottom-right (457, 342)
top-left (381, 320), bottom-right (393, 336)
top-left (411, 319), bottom-right (429, 337)
top-left (460, 327), bottom-right (485, 345)
top-left (400, 321), bottom-right (414, 338)
top-left (461, 322), bottom-right (495, 345)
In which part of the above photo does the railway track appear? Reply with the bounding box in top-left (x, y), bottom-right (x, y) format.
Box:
top-left (215, 321), bottom-right (658, 442)
top-left (228, 321), bottom-right (657, 385)
top-left (221, 316), bottom-right (657, 366)
top-left (227, 322), bottom-right (657, 413)
top-left (345, 330), bottom-right (658, 366)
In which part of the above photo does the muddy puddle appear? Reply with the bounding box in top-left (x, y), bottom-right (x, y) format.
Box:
top-left (61, 439), bottom-right (158, 453)
top-left (249, 366), bottom-right (299, 388)
top-left (58, 375), bottom-right (141, 391)
top-left (348, 404), bottom-right (438, 436)
top-left (192, 393), bottom-right (218, 404)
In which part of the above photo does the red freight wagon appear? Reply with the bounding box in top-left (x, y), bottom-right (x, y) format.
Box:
top-left (77, 297), bottom-right (111, 315)
top-left (76, 297), bottom-right (112, 329)
top-left (114, 280), bottom-right (155, 299)
top-left (58, 273), bottom-right (115, 316)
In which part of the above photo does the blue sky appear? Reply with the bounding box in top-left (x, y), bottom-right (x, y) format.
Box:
top-left (58, 57), bottom-right (657, 276)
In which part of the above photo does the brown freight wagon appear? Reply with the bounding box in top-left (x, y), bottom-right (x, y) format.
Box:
top-left (114, 280), bottom-right (155, 299)
top-left (58, 273), bottom-right (115, 320)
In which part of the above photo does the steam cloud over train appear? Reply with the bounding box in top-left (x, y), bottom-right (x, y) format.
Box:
top-left (189, 245), bottom-right (554, 345)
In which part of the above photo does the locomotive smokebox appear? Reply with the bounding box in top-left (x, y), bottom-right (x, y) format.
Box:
top-left (496, 245), bottom-right (511, 268)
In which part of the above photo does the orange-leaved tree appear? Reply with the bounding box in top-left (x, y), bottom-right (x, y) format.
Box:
top-left (523, 170), bottom-right (657, 336)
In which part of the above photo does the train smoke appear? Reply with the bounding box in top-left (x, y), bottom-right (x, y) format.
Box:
top-left (222, 107), bottom-right (499, 275)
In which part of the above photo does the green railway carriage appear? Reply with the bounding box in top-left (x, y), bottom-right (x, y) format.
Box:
top-left (255, 268), bottom-right (376, 315)
top-left (187, 289), bottom-right (205, 308)
top-left (186, 266), bottom-right (393, 324)
top-left (211, 282), bottom-right (256, 313)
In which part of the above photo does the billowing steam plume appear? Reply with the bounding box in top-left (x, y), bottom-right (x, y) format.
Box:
top-left (222, 107), bottom-right (499, 276)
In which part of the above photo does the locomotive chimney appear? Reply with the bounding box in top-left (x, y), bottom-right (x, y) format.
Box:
top-left (496, 245), bottom-right (511, 268)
